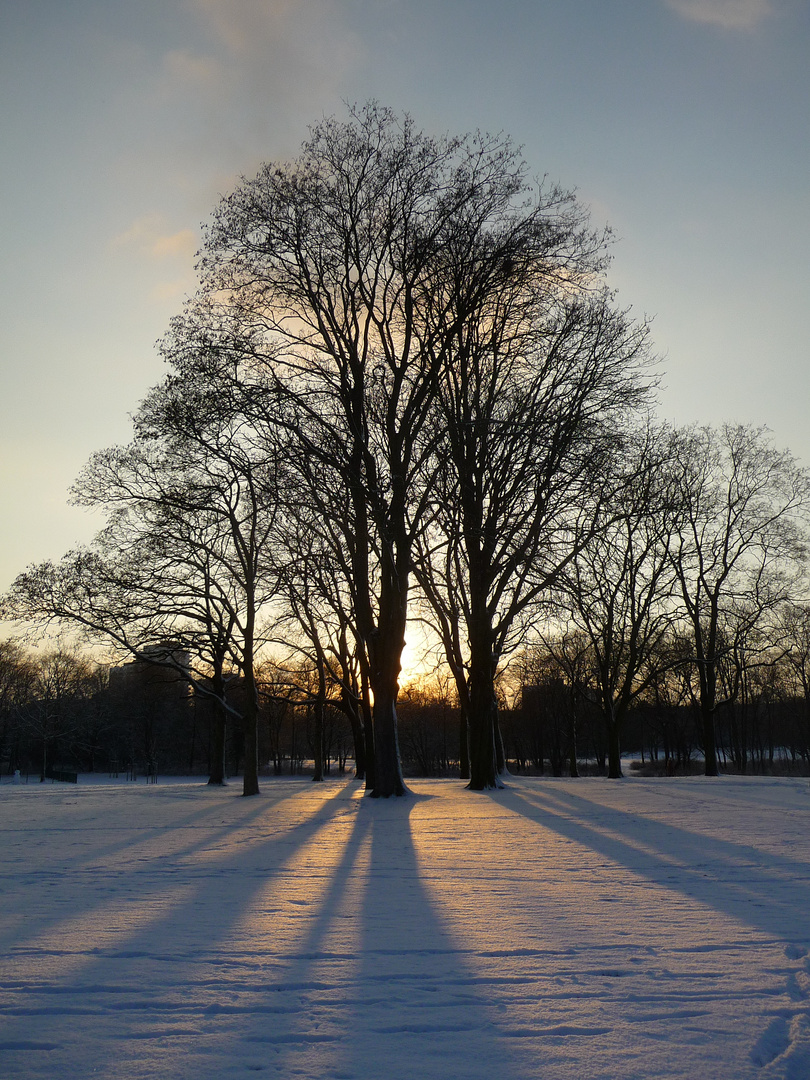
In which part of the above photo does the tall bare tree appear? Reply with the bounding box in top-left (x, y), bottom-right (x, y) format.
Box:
top-left (414, 286), bottom-right (653, 788)
top-left (670, 424), bottom-right (810, 776)
top-left (554, 425), bottom-right (683, 777)
top-left (198, 103), bottom-right (624, 794)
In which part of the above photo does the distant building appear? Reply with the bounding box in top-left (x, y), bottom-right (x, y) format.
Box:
top-left (108, 643), bottom-right (192, 767)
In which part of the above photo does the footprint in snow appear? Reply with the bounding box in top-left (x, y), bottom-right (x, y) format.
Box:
top-left (750, 1015), bottom-right (790, 1067)
top-left (785, 944), bottom-right (808, 961)
top-left (752, 1014), bottom-right (810, 1076)
top-left (786, 971), bottom-right (810, 1002)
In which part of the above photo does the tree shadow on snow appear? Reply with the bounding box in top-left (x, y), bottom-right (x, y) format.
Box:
top-left (489, 779), bottom-right (810, 944)
top-left (257, 791), bottom-right (527, 1080)
top-left (0, 778), bottom-right (364, 1078)
top-left (0, 783), bottom-right (278, 955)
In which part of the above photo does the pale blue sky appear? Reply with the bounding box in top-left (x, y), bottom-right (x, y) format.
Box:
top-left (1, 0), bottom-right (808, 591)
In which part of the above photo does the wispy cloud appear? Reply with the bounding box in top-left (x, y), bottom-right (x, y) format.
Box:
top-left (162, 49), bottom-right (223, 91)
top-left (188, 0), bottom-right (363, 100)
top-left (113, 215), bottom-right (197, 262)
top-left (664, 0), bottom-right (774, 30)
top-left (111, 215), bottom-right (198, 304)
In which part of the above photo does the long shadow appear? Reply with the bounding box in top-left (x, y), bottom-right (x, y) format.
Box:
top-left (339, 793), bottom-right (526, 1080)
top-left (230, 789), bottom-right (376, 1075)
top-left (491, 779), bottom-right (810, 944)
top-left (1, 778), bottom-right (297, 878)
top-left (0, 780), bottom-right (303, 955)
top-left (214, 791), bottom-right (529, 1080)
top-left (0, 777), bottom-right (361, 1078)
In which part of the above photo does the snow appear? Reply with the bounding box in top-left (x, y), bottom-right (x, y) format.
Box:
top-left (2, 773), bottom-right (810, 1079)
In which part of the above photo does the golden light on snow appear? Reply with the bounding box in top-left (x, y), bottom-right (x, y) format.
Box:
top-left (2, 776), bottom-right (810, 1077)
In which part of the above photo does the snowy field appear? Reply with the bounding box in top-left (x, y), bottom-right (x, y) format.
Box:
top-left (2, 773), bottom-right (810, 1079)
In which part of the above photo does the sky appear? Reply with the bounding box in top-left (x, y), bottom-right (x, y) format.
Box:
top-left (1, 0), bottom-right (809, 596)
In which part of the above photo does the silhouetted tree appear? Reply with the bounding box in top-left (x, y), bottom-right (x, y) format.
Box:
top-left (199, 103), bottom-right (626, 794)
top-left (414, 264), bottom-right (653, 788)
top-left (556, 425), bottom-right (683, 777)
top-left (5, 350), bottom-right (287, 795)
top-left (670, 424), bottom-right (810, 776)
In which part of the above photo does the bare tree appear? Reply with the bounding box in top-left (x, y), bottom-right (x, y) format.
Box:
top-left (21, 648), bottom-right (95, 781)
top-left (198, 103), bottom-right (612, 795)
top-left (4, 352), bottom-right (286, 795)
top-left (414, 287), bottom-right (653, 788)
top-left (554, 425), bottom-right (684, 777)
top-left (670, 424), bottom-right (810, 776)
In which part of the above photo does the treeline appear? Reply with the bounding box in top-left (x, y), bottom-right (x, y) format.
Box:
top-left (0, 642), bottom-right (457, 780)
top-left (2, 105), bottom-right (809, 794)
top-left (0, 641), bottom-right (355, 780)
top-left (4, 630), bottom-right (810, 782)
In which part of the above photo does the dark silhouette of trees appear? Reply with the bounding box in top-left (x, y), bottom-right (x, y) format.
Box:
top-left (418, 295), bottom-right (653, 788)
top-left (670, 424), bottom-right (810, 776)
top-left (0, 640), bottom-right (36, 773)
top-left (21, 648), bottom-right (96, 782)
top-left (5, 346), bottom-right (287, 795)
top-left (198, 103), bottom-right (648, 793)
top-left (553, 425), bottom-right (683, 777)
top-left (5, 106), bottom-right (810, 792)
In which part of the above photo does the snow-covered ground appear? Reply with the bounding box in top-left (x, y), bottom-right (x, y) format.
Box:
top-left (2, 772), bottom-right (810, 1079)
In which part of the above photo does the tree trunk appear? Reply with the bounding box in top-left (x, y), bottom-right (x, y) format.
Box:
top-left (366, 549), bottom-right (408, 797)
top-left (466, 616), bottom-right (499, 789)
top-left (312, 700), bottom-right (325, 782)
top-left (458, 704), bottom-right (470, 780)
top-left (569, 711), bottom-right (579, 778)
top-left (607, 717), bottom-right (623, 779)
top-left (241, 664), bottom-right (260, 796)
top-left (467, 666), bottom-right (499, 790)
top-left (702, 704), bottom-right (719, 777)
top-left (699, 656), bottom-right (719, 777)
top-left (208, 700), bottom-right (227, 785)
top-left (360, 671), bottom-right (375, 791)
top-left (312, 653), bottom-right (326, 782)
top-left (370, 680), bottom-right (407, 797)
top-left (207, 667), bottom-right (227, 785)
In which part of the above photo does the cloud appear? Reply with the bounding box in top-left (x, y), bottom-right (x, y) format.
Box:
top-left (162, 49), bottom-right (223, 91)
top-left (664, 0), bottom-right (774, 29)
top-left (113, 215), bottom-right (198, 262)
top-left (150, 229), bottom-right (198, 261)
top-left (111, 216), bottom-right (198, 305)
top-left (188, 0), bottom-right (364, 104)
